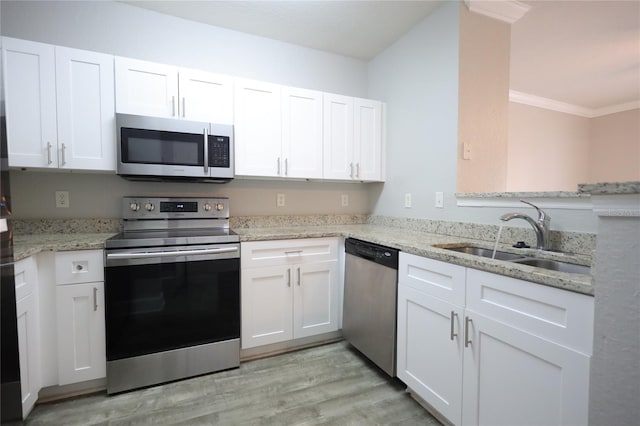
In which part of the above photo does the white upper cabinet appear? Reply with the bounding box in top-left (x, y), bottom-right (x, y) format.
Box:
top-left (234, 78), bottom-right (282, 177)
top-left (235, 82), bottom-right (324, 179)
top-left (178, 68), bottom-right (233, 124)
top-left (55, 47), bottom-right (115, 171)
top-left (323, 94), bottom-right (384, 181)
top-left (354, 98), bottom-right (383, 181)
top-left (281, 87), bottom-right (323, 179)
top-left (2, 37), bottom-right (57, 168)
top-left (323, 94), bottom-right (353, 180)
top-left (2, 37), bottom-right (115, 171)
top-left (115, 57), bottom-right (233, 124)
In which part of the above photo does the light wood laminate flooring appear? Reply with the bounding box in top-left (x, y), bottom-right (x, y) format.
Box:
top-left (25, 341), bottom-right (441, 425)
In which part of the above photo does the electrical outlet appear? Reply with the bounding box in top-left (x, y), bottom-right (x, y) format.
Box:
top-left (276, 193), bottom-right (285, 207)
top-left (404, 193), bottom-right (412, 208)
top-left (341, 194), bottom-right (349, 207)
top-left (56, 191), bottom-right (69, 208)
top-left (435, 191), bottom-right (444, 208)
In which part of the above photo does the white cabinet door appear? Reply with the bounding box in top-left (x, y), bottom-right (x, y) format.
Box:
top-left (241, 265), bottom-right (293, 349)
top-left (114, 57), bottom-right (178, 117)
top-left (293, 261), bottom-right (339, 339)
top-left (14, 256), bottom-right (40, 419)
top-left (16, 293), bottom-right (39, 418)
top-left (55, 47), bottom-right (115, 171)
top-left (178, 68), bottom-right (233, 124)
top-left (462, 311), bottom-right (590, 426)
top-left (354, 98), bottom-right (383, 181)
top-left (2, 37), bottom-right (57, 168)
top-left (234, 79), bottom-right (282, 177)
top-left (55, 282), bottom-right (106, 385)
top-left (282, 87), bottom-right (323, 179)
top-left (323, 94), bottom-right (354, 180)
top-left (397, 284), bottom-right (463, 426)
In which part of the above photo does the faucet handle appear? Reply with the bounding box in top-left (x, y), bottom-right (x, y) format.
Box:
top-left (520, 199), bottom-right (549, 223)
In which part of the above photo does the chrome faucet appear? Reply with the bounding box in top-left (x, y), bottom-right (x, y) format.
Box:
top-left (501, 200), bottom-right (551, 250)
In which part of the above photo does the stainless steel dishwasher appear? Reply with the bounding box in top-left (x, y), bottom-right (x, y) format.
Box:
top-left (343, 238), bottom-right (399, 377)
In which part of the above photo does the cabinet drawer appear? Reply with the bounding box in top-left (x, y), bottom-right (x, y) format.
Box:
top-left (466, 268), bottom-right (594, 355)
top-left (241, 238), bottom-right (338, 268)
top-left (399, 253), bottom-right (466, 307)
top-left (55, 250), bottom-right (104, 285)
top-left (14, 256), bottom-right (37, 302)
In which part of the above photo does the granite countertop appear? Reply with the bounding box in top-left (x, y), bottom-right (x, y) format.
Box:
top-left (13, 233), bottom-right (117, 261)
top-left (13, 225), bottom-right (593, 296)
top-left (235, 224), bottom-right (594, 296)
top-left (578, 181), bottom-right (640, 195)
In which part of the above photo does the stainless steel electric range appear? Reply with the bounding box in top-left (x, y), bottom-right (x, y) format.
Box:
top-left (104, 196), bottom-right (240, 394)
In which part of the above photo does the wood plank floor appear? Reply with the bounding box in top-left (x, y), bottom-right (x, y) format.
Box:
top-left (25, 341), bottom-right (442, 425)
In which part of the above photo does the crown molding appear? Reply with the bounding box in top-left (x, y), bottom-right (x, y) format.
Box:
top-left (509, 90), bottom-right (640, 118)
top-left (464, 0), bottom-right (531, 24)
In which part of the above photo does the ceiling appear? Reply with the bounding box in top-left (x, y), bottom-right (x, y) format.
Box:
top-left (121, 0), bottom-right (639, 110)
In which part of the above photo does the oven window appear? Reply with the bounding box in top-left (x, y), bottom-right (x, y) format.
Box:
top-left (121, 128), bottom-right (204, 166)
top-left (105, 258), bottom-right (239, 361)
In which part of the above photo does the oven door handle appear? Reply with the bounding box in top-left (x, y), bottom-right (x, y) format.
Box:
top-left (106, 247), bottom-right (238, 260)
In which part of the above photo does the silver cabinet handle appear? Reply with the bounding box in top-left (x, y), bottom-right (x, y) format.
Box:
top-left (203, 128), bottom-right (209, 173)
top-left (450, 311), bottom-right (458, 341)
top-left (93, 287), bottom-right (98, 312)
top-left (47, 142), bottom-right (53, 165)
top-left (61, 143), bottom-right (66, 166)
top-left (297, 267), bottom-right (301, 286)
top-left (356, 163), bottom-right (360, 178)
top-left (287, 268), bottom-right (291, 287)
top-left (465, 316), bottom-right (473, 348)
top-left (277, 157), bottom-right (281, 175)
top-left (171, 96), bottom-right (176, 116)
top-left (285, 158), bottom-right (288, 176)
top-left (182, 97), bottom-right (186, 117)
top-left (350, 162), bottom-right (354, 179)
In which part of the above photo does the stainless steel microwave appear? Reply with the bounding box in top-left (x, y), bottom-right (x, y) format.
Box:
top-left (116, 113), bottom-right (234, 183)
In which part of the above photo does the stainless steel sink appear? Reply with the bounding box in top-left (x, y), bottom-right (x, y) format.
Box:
top-left (436, 245), bottom-right (590, 275)
top-left (510, 258), bottom-right (590, 275)
top-left (442, 246), bottom-right (526, 261)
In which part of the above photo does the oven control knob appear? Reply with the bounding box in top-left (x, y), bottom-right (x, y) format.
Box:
top-left (129, 202), bottom-right (140, 212)
top-left (215, 203), bottom-right (225, 212)
top-left (144, 203), bottom-right (155, 212)
top-left (203, 203), bottom-right (212, 212)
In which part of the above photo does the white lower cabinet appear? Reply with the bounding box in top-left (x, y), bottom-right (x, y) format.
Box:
top-left (397, 253), bottom-right (594, 426)
top-left (54, 250), bottom-right (106, 385)
top-left (14, 256), bottom-right (40, 419)
top-left (241, 238), bottom-right (340, 349)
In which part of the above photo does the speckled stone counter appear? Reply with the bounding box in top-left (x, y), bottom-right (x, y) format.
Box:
top-left (578, 181), bottom-right (640, 195)
top-left (13, 233), bottom-right (117, 261)
top-left (234, 224), bottom-right (594, 296)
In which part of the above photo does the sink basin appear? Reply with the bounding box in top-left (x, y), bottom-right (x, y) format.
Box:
top-left (442, 246), bottom-right (526, 261)
top-left (510, 258), bottom-right (590, 275)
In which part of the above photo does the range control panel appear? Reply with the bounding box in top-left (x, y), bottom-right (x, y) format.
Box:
top-left (122, 197), bottom-right (229, 220)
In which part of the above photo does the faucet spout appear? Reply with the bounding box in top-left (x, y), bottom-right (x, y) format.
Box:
top-left (500, 200), bottom-right (551, 250)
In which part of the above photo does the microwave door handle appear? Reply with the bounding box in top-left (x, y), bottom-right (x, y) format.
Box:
top-left (203, 127), bottom-right (209, 174)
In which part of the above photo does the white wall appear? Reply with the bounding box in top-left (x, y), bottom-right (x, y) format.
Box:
top-left (367, 2), bottom-right (597, 233)
top-left (0, 0), bottom-right (367, 96)
top-left (1, 0), bottom-right (372, 219)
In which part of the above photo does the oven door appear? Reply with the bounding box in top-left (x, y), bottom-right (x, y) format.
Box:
top-left (104, 244), bottom-right (240, 362)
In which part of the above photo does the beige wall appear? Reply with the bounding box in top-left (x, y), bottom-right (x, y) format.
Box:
top-left (507, 102), bottom-right (591, 191)
top-left (9, 171), bottom-right (371, 219)
top-left (457, 5), bottom-right (511, 193)
top-left (589, 108), bottom-right (640, 183)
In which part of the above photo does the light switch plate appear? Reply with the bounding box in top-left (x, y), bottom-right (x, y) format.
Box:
top-left (404, 193), bottom-right (412, 208)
